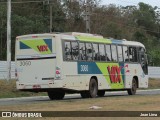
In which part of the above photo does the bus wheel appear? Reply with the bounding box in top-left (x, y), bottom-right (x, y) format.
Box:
top-left (89, 78), bottom-right (98, 98)
top-left (127, 78), bottom-right (137, 95)
top-left (97, 90), bottom-right (105, 97)
top-left (47, 91), bottom-right (65, 100)
top-left (80, 78), bottom-right (98, 98)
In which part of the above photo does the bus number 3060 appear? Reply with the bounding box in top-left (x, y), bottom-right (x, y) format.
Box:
top-left (80, 65), bottom-right (88, 72)
top-left (20, 61), bottom-right (31, 66)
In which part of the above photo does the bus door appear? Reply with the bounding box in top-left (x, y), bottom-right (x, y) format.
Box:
top-left (139, 47), bottom-right (148, 75)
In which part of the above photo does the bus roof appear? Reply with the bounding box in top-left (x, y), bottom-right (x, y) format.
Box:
top-left (60, 32), bottom-right (145, 48)
top-left (16, 32), bottom-right (145, 48)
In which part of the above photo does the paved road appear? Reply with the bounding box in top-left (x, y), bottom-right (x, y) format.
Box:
top-left (0, 89), bottom-right (160, 106)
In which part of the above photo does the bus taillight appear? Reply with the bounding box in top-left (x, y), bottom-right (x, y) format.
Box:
top-left (32, 36), bottom-right (38, 38)
top-left (55, 67), bottom-right (61, 79)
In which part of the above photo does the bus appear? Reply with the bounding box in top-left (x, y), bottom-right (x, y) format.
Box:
top-left (15, 32), bottom-right (148, 100)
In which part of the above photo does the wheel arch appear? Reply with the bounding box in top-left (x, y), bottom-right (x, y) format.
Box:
top-left (133, 76), bottom-right (139, 88)
top-left (90, 76), bottom-right (98, 85)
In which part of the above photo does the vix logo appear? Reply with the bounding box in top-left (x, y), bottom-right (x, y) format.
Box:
top-left (37, 45), bottom-right (48, 52)
top-left (107, 64), bottom-right (130, 83)
top-left (107, 66), bottom-right (121, 83)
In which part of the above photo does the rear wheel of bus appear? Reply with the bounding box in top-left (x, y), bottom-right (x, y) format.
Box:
top-left (80, 78), bottom-right (98, 98)
top-left (47, 91), bottom-right (65, 100)
top-left (127, 78), bottom-right (137, 95)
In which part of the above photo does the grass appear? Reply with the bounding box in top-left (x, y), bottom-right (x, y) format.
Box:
top-left (0, 78), bottom-right (159, 98)
top-left (148, 78), bottom-right (160, 89)
top-left (0, 94), bottom-right (160, 111)
top-left (0, 80), bottom-right (47, 98)
top-left (0, 94), bottom-right (160, 120)
top-left (0, 79), bottom-right (159, 120)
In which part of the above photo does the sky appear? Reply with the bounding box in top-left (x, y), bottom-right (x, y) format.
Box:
top-left (101, 0), bottom-right (160, 7)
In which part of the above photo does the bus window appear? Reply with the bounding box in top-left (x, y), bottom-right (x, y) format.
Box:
top-left (117, 46), bottom-right (123, 62)
top-left (111, 45), bottom-right (118, 62)
top-left (65, 41), bottom-right (72, 60)
top-left (71, 42), bottom-right (79, 61)
top-left (105, 45), bottom-right (111, 61)
top-left (99, 44), bottom-right (106, 61)
top-left (93, 43), bottom-right (99, 61)
top-left (123, 46), bottom-right (129, 62)
top-left (132, 47), bottom-right (138, 62)
top-left (86, 43), bottom-right (93, 61)
top-left (79, 43), bottom-right (86, 60)
top-left (129, 47), bottom-right (138, 62)
top-left (128, 47), bottom-right (133, 61)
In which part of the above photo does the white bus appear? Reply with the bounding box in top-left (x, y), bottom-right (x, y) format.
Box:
top-left (15, 32), bottom-right (148, 100)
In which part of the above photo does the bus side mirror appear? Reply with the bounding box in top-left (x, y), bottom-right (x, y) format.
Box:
top-left (147, 54), bottom-right (153, 65)
top-left (144, 54), bottom-right (148, 64)
top-left (139, 52), bottom-right (144, 61)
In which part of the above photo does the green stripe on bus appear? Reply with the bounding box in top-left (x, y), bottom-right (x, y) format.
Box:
top-left (76, 36), bottom-right (112, 44)
top-left (20, 39), bottom-right (52, 54)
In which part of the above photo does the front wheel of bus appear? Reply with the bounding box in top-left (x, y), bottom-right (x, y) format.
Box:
top-left (127, 78), bottom-right (137, 95)
top-left (47, 91), bottom-right (65, 100)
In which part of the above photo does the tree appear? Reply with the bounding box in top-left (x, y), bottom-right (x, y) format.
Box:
top-left (133, 3), bottom-right (157, 36)
top-left (0, 1), bottom-right (160, 66)
top-left (0, 4), bottom-right (7, 60)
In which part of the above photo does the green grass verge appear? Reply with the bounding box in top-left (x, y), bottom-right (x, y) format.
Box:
top-left (0, 78), bottom-right (159, 98)
top-left (0, 80), bottom-right (47, 98)
top-left (148, 78), bottom-right (160, 89)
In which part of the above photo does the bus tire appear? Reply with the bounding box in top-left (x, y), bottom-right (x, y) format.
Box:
top-left (80, 78), bottom-right (98, 98)
top-left (127, 78), bottom-right (137, 95)
top-left (48, 91), bottom-right (65, 100)
top-left (89, 78), bottom-right (98, 98)
top-left (97, 90), bottom-right (105, 97)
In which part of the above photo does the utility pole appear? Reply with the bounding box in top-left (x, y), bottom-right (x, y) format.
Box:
top-left (86, 0), bottom-right (91, 33)
top-left (49, 0), bottom-right (53, 33)
top-left (44, 0), bottom-right (52, 32)
top-left (7, 0), bottom-right (11, 81)
top-left (0, 21), bottom-right (3, 59)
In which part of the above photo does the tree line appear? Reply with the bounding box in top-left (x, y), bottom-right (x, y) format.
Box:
top-left (0, 0), bottom-right (160, 66)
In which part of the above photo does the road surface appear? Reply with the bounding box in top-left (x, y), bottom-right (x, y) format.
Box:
top-left (0, 89), bottom-right (160, 106)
